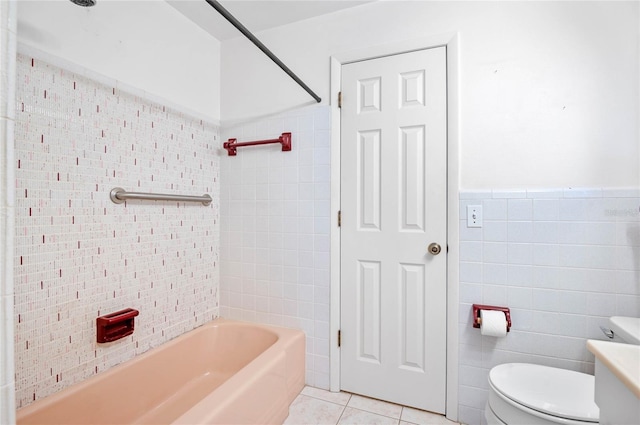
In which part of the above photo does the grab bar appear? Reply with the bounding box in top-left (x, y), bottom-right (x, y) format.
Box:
top-left (110, 187), bottom-right (212, 206)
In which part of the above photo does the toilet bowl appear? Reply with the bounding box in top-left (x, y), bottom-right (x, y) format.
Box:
top-left (485, 363), bottom-right (599, 425)
top-left (484, 316), bottom-right (640, 424)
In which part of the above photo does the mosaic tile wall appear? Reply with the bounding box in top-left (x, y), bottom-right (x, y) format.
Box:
top-left (13, 54), bottom-right (220, 408)
top-left (219, 104), bottom-right (332, 389)
top-left (1, 1), bottom-right (18, 423)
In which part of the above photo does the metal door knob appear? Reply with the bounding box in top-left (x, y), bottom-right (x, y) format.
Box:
top-left (428, 243), bottom-right (441, 255)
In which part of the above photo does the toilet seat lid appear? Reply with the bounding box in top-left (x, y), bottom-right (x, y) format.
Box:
top-left (489, 363), bottom-right (599, 422)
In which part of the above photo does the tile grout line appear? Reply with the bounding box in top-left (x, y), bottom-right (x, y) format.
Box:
top-left (334, 403), bottom-right (348, 425)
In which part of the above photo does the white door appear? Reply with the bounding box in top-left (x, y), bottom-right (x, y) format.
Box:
top-left (340, 47), bottom-right (447, 413)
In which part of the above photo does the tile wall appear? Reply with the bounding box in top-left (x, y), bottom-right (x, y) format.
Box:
top-left (13, 53), bottom-right (221, 407)
top-left (219, 104), bottom-right (332, 389)
top-left (457, 188), bottom-right (640, 424)
top-left (0, 1), bottom-right (17, 423)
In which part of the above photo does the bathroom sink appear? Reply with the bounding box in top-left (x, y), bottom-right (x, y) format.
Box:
top-left (609, 316), bottom-right (640, 345)
top-left (588, 317), bottom-right (640, 425)
top-left (587, 340), bottom-right (640, 425)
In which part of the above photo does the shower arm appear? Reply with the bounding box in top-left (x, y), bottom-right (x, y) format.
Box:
top-left (204, 0), bottom-right (321, 103)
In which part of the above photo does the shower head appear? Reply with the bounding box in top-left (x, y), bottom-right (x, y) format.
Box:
top-left (69, 0), bottom-right (96, 7)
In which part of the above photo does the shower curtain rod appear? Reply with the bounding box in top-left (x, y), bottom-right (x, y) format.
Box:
top-left (204, 0), bottom-right (321, 103)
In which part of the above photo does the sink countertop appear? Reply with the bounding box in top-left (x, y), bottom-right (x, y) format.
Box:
top-left (587, 340), bottom-right (640, 399)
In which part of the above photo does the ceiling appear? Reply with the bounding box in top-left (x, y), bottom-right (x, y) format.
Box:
top-left (167, 0), bottom-right (374, 41)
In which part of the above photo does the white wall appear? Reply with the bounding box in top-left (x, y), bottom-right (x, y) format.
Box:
top-left (221, 1), bottom-right (640, 188)
top-left (18, 0), bottom-right (221, 120)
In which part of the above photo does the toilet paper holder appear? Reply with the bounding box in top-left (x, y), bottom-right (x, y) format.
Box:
top-left (472, 304), bottom-right (512, 332)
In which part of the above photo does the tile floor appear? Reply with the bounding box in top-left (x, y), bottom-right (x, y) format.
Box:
top-left (284, 387), bottom-right (459, 425)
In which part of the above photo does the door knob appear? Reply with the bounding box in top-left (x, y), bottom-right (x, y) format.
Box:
top-left (428, 243), bottom-right (441, 255)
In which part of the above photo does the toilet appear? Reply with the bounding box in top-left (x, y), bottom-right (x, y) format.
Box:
top-left (485, 316), bottom-right (640, 424)
top-left (485, 363), bottom-right (599, 425)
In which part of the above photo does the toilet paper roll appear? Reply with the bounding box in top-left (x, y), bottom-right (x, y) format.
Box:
top-left (480, 310), bottom-right (508, 337)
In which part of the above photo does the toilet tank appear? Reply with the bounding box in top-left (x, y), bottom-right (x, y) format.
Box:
top-left (609, 316), bottom-right (640, 345)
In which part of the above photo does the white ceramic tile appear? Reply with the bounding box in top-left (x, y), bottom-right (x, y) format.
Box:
top-left (302, 386), bottom-right (352, 405)
top-left (483, 263), bottom-right (507, 284)
top-left (557, 291), bottom-right (588, 315)
top-left (459, 223), bottom-right (482, 241)
top-left (585, 198), bottom-right (617, 222)
top-left (532, 221), bottom-right (559, 243)
top-left (458, 385), bottom-right (488, 410)
top-left (482, 199), bottom-right (508, 220)
top-left (338, 407), bottom-right (399, 425)
top-left (482, 284), bottom-right (507, 305)
top-left (284, 394), bottom-right (346, 425)
top-left (587, 292), bottom-right (617, 317)
top-left (559, 244), bottom-right (617, 270)
top-left (532, 289), bottom-right (560, 312)
top-left (456, 406), bottom-right (482, 425)
top-left (313, 371), bottom-right (331, 390)
top-left (508, 221), bottom-right (533, 242)
top-left (400, 407), bottom-right (456, 424)
top-left (532, 244), bottom-right (559, 266)
top-left (458, 322), bottom-right (482, 347)
top-left (460, 241), bottom-right (482, 262)
top-left (347, 394), bottom-right (403, 419)
top-left (507, 199), bottom-right (532, 220)
top-left (616, 222), bottom-right (640, 247)
top-left (509, 308), bottom-right (533, 331)
top-left (611, 198), bottom-right (640, 222)
top-left (616, 294), bottom-right (640, 316)
top-left (460, 283), bottom-right (482, 303)
top-left (483, 242), bottom-right (507, 264)
top-left (507, 286), bottom-right (532, 309)
top-left (616, 270), bottom-right (640, 295)
top-left (538, 266), bottom-right (574, 289)
top-left (533, 199), bottom-right (560, 221)
top-left (459, 262), bottom-right (482, 283)
top-left (457, 365), bottom-right (489, 390)
top-left (563, 187), bottom-right (602, 198)
top-left (458, 343), bottom-right (484, 368)
top-left (604, 188), bottom-right (640, 198)
top-left (559, 199), bottom-right (588, 221)
top-left (492, 190), bottom-right (526, 199)
top-left (532, 311), bottom-right (587, 338)
top-left (483, 221), bottom-right (507, 242)
top-left (506, 265), bottom-right (532, 286)
top-left (526, 188), bottom-right (563, 199)
top-left (507, 243), bottom-right (532, 265)
top-left (616, 245), bottom-right (640, 271)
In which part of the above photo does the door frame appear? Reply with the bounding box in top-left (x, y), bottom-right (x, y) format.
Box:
top-left (329, 33), bottom-right (460, 421)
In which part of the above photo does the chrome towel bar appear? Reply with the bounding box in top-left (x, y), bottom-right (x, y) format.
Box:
top-left (110, 187), bottom-right (212, 206)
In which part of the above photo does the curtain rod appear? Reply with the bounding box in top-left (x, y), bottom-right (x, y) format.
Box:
top-left (204, 0), bottom-right (321, 103)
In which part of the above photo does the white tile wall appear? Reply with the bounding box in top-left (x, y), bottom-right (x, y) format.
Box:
top-left (458, 188), bottom-right (640, 425)
top-left (0, 1), bottom-right (17, 423)
top-left (219, 104), bottom-right (331, 389)
top-left (13, 53), bottom-right (220, 408)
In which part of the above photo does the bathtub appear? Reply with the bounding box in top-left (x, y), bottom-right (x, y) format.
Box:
top-left (17, 319), bottom-right (305, 424)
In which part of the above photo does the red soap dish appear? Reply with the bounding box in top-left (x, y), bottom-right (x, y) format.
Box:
top-left (96, 308), bottom-right (139, 343)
